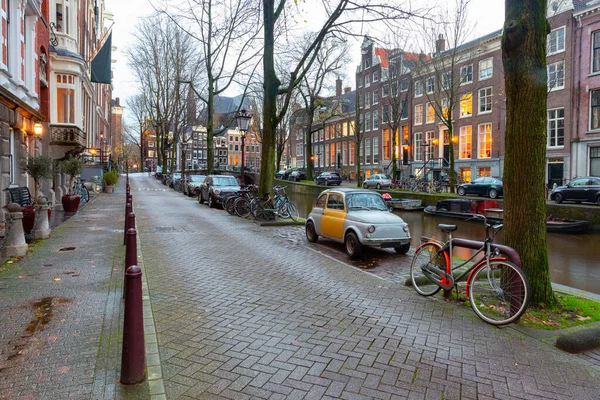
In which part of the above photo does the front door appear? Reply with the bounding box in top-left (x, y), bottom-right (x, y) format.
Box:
top-left (548, 163), bottom-right (563, 188)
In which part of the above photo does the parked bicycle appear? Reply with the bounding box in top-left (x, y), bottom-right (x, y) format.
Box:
top-left (251, 185), bottom-right (299, 222)
top-left (73, 177), bottom-right (89, 206)
top-left (410, 214), bottom-right (530, 325)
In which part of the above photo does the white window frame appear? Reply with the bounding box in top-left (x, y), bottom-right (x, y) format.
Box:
top-left (365, 74), bottom-right (371, 87)
top-left (479, 58), bottom-right (493, 80)
top-left (400, 78), bottom-right (409, 92)
top-left (365, 92), bottom-right (370, 108)
top-left (548, 61), bottom-right (565, 91)
top-left (55, 73), bottom-right (77, 124)
top-left (460, 93), bottom-right (473, 118)
top-left (382, 105), bottom-right (389, 123)
top-left (477, 123), bottom-right (492, 159)
top-left (593, 31), bottom-right (600, 74)
top-left (441, 71), bottom-right (450, 90)
top-left (373, 136), bottom-right (379, 164)
top-left (365, 111), bottom-right (371, 131)
top-left (460, 64), bottom-right (473, 84)
top-left (414, 104), bottom-right (423, 125)
top-left (547, 108), bottom-right (565, 148)
top-left (478, 87), bottom-right (493, 114)
top-left (373, 70), bottom-right (379, 82)
top-left (426, 103), bottom-right (435, 124)
top-left (426, 76), bottom-right (435, 94)
top-left (414, 132), bottom-right (422, 161)
top-left (382, 85), bottom-right (389, 97)
top-left (415, 80), bottom-right (423, 97)
top-left (358, 75), bottom-right (363, 88)
top-left (547, 26), bottom-right (565, 56)
top-left (373, 90), bottom-right (379, 105)
top-left (373, 110), bottom-right (379, 130)
top-left (459, 125), bottom-right (472, 159)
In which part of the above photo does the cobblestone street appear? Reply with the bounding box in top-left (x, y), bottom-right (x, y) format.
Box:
top-left (132, 174), bottom-right (600, 399)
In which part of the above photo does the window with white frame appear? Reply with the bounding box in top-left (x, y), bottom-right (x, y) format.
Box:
top-left (460, 64), bottom-right (473, 84)
top-left (365, 57), bottom-right (371, 69)
top-left (426, 76), bottom-right (435, 94)
top-left (459, 126), bottom-right (472, 159)
top-left (365, 138), bottom-right (372, 164)
top-left (414, 104), bottom-right (423, 125)
top-left (415, 80), bottom-right (423, 97)
top-left (365, 112), bottom-right (371, 131)
top-left (373, 70), bottom-right (379, 82)
top-left (425, 131), bottom-right (436, 160)
top-left (373, 110), bottom-right (379, 130)
top-left (56, 74), bottom-right (76, 123)
top-left (382, 85), bottom-right (389, 97)
top-left (592, 90), bottom-right (600, 130)
top-left (479, 58), bottom-right (493, 80)
top-left (426, 103), bottom-right (435, 123)
top-left (365, 74), bottom-right (370, 87)
top-left (441, 97), bottom-right (450, 119)
top-left (359, 114), bottom-right (364, 132)
top-left (478, 123), bottom-right (492, 158)
top-left (593, 31), bottom-right (600, 73)
top-left (296, 143), bottom-right (303, 156)
top-left (548, 61), bottom-right (565, 90)
top-left (373, 90), bottom-right (379, 105)
top-left (400, 78), bottom-right (409, 92)
top-left (365, 92), bottom-right (370, 108)
top-left (460, 93), bottom-right (472, 117)
top-left (391, 82), bottom-right (398, 97)
top-left (414, 132), bottom-right (422, 161)
top-left (358, 75), bottom-right (363, 88)
top-left (401, 99), bottom-right (408, 120)
top-left (55, 0), bottom-right (71, 35)
top-left (359, 94), bottom-right (364, 109)
top-left (547, 108), bottom-right (564, 147)
top-left (478, 87), bottom-right (492, 114)
top-left (373, 137), bottom-right (379, 163)
top-left (441, 71), bottom-right (451, 90)
top-left (382, 105), bottom-right (389, 123)
top-left (547, 26), bottom-right (565, 55)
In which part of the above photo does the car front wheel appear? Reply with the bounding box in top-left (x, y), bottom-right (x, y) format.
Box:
top-left (488, 189), bottom-right (498, 199)
top-left (208, 194), bottom-right (215, 208)
top-left (457, 187), bottom-right (466, 196)
top-left (376, 183), bottom-right (382, 189)
top-left (363, 183), bottom-right (368, 189)
top-left (199, 192), bottom-right (204, 204)
top-left (345, 232), bottom-right (363, 259)
top-left (306, 221), bottom-right (318, 243)
top-left (394, 243), bottom-right (411, 255)
top-left (553, 193), bottom-right (564, 204)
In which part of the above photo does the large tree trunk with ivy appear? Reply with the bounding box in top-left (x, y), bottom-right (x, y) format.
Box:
top-left (502, 0), bottom-right (554, 306)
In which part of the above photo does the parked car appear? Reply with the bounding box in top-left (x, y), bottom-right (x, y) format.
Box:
top-left (288, 171), bottom-right (307, 182)
top-left (198, 175), bottom-right (241, 208)
top-left (184, 175), bottom-right (207, 197)
top-left (276, 170), bottom-right (293, 179)
top-left (315, 172), bottom-right (342, 186)
top-left (551, 177), bottom-right (600, 205)
top-left (362, 174), bottom-right (393, 189)
top-left (457, 177), bottom-right (503, 199)
top-left (305, 188), bottom-right (411, 258)
top-left (169, 172), bottom-right (182, 188)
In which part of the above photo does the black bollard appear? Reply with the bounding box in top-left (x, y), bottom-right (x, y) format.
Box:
top-left (121, 266), bottom-right (145, 385)
top-left (124, 227), bottom-right (137, 298)
top-left (123, 202), bottom-right (132, 245)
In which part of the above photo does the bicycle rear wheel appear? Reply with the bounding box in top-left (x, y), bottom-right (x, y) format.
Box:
top-left (468, 260), bottom-right (530, 326)
top-left (254, 201), bottom-right (275, 222)
top-left (224, 196), bottom-right (238, 215)
top-left (80, 186), bottom-right (89, 204)
top-left (234, 197), bottom-right (252, 218)
top-left (410, 242), bottom-right (444, 296)
top-left (282, 201), bottom-right (299, 221)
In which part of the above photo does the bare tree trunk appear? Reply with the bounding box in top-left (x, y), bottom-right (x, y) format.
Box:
top-left (502, 0), bottom-right (554, 306)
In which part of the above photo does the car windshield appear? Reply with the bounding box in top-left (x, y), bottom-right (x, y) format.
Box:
top-left (346, 193), bottom-right (388, 211)
top-left (213, 176), bottom-right (239, 186)
top-left (190, 176), bottom-right (205, 182)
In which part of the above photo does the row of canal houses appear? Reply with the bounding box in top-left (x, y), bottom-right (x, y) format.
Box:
top-left (286, 0), bottom-right (600, 186)
top-left (0, 0), bottom-right (115, 216)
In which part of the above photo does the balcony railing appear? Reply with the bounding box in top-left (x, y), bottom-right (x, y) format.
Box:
top-left (50, 125), bottom-right (86, 147)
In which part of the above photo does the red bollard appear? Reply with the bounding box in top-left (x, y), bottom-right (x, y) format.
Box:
top-left (121, 265), bottom-right (146, 385)
top-left (123, 202), bottom-right (132, 245)
top-left (124, 227), bottom-right (137, 298)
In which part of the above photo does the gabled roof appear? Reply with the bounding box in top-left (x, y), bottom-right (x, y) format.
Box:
top-left (213, 95), bottom-right (250, 114)
top-left (374, 48), bottom-right (389, 68)
top-left (340, 90), bottom-right (356, 114)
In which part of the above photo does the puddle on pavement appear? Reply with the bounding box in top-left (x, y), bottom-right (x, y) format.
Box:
top-left (3, 297), bottom-right (71, 365)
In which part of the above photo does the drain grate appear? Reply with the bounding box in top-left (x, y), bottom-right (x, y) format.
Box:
top-left (59, 247), bottom-right (76, 252)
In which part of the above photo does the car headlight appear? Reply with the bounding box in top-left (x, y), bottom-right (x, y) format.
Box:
top-left (213, 189), bottom-right (221, 195)
top-left (403, 224), bottom-right (410, 233)
top-left (367, 225), bottom-right (376, 233)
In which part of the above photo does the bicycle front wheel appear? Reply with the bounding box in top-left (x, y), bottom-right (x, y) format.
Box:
top-left (234, 197), bottom-right (251, 218)
top-left (468, 260), bottom-right (530, 326)
top-left (80, 186), bottom-right (89, 203)
top-left (286, 201), bottom-right (300, 221)
top-left (410, 242), bottom-right (444, 296)
top-left (224, 196), bottom-right (238, 215)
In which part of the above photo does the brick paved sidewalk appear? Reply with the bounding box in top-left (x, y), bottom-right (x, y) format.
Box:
top-left (0, 179), bottom-right (152, 400)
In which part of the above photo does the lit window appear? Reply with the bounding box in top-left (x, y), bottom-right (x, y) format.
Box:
top-left (459, 126), bottom-right (472, 159)
top-left (56, 74), bottom-right (76, 124)
top-left (414, 104), bottom-right (423, 125)
top-left (478, 123), bottom-right (492, 158)
top-left (426, 103), bottom-right (435, 123)
top-left (460, 93), bottom-right (472, 117)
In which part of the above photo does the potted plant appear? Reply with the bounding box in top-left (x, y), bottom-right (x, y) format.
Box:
top-left (20, 155), bottom-right (55, 233)
top-left (103, 171), bottom-right (118, 193)
top-left (61, 156), bottom-right (83, 212)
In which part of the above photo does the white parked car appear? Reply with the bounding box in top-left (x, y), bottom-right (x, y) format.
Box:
top-left (305, 188), bottom-right (411, 258)
top-left (363, 174), bottom-right (393, 189)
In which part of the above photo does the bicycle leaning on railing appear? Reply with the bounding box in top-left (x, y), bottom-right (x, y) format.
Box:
top-left (410, 214), bottom-right (530, 325)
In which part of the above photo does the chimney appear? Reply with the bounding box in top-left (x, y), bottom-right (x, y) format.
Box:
top-left (344, 87), bottom-right (352, 93)
top-left (116, 97), bottom-right (120, 107)
top-left (435, 34), bottom-right (445, 53)
top-left (336, 78), bottom-right (342, 97)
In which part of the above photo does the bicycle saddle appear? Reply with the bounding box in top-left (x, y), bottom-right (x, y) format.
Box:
top-left (438, 224), bottom-right (457, 233)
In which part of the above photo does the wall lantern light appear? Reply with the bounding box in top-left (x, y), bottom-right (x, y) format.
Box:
top-left (33, 123), bottom-right (43, 137)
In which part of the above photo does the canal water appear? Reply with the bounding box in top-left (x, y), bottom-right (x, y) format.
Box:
top-left (291, 192), bottom-right (600, 295)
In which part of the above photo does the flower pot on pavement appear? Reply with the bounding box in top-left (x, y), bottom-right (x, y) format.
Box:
top-left (104, 185), bottom-right (114, 194)
top-left (22, 206), bottom-right (36, 234)
top-left (62, 194), bottom-right (81, 213)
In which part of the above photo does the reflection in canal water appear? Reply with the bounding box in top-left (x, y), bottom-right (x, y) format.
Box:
top-left (291, 191), bottom-right (600, 295)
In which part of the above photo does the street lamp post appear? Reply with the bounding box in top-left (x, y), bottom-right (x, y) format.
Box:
top-left (234, 109), bottom-right (252, 188)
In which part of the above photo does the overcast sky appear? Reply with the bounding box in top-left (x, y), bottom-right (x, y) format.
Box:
top-left (105, 0), bottom-right (505, 121)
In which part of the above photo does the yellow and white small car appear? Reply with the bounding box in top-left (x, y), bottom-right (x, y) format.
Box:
top-left (305, 188), bottom-right (412, 258)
